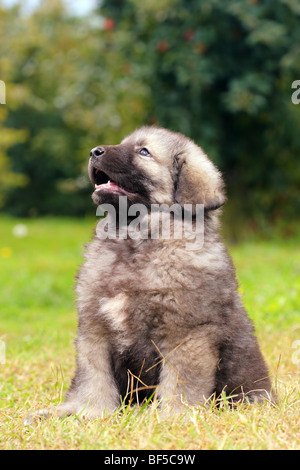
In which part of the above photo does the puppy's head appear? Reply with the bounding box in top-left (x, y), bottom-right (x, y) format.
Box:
top-left (88, 126), bottom-right (225, 213)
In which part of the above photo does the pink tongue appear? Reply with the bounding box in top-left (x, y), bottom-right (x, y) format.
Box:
top-left (95, 181), bottom-right (120, 190)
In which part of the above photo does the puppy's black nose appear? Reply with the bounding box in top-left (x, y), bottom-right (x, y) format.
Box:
top-left (90, 146), bottom-right (105, 158)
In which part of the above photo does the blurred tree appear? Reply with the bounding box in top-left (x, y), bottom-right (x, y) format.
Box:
top-left (0, 5), bottom-right (28, 208)
top-left (100, 0), bottom-right (300, 225)
top-left (1, 0), bottom-right (300, 226)
top-left (0, 0), bottom-right (149, 215)
top-left (0, 106), bottom-right (28, 208)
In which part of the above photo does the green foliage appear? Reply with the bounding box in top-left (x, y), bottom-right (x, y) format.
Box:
top-left (101, 0), bottom-right (300, 223)
top-left (0, 0), bottom-right (300, 222)
top-left (0, 107), bottom-right (28, 207)
top-left (0, 1), bottom-right (148, 215)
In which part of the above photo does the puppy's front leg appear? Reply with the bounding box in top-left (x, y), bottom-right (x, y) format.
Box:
top-left (24, 332), bottom-right (119, 424)
top-left (157, 331), bottom-right (218, 411)
top-left (59, 330), bottom-right (121, 417)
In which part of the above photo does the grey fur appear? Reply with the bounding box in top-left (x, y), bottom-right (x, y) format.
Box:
top-left (25, 127), bottom-right (273, 423)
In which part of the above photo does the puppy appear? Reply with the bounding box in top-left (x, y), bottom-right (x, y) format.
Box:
top-left (25, 127), bottom-right (273, 423)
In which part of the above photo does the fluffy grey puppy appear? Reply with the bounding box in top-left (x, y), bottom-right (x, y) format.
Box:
top-left (25, 127), bottom-right (273, 423)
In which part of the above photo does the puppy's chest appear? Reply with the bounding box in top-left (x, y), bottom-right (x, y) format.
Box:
top-left (104, 241), bottom-right (194, 292)
top-left (79, 239), bottom-right (203, 338)
top-left (88, 254), bottom-right (181, 335)
top-left (86, 240), bottom-right (192, 293)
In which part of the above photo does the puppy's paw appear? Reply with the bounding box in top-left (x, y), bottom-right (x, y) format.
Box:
top-left (23, 403), bottom-right (79, 425)
top-left (23, 408), bottom-right (54, 426)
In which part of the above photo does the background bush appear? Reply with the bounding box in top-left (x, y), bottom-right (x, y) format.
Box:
top-left (1, 0), bottom-right (300, 226)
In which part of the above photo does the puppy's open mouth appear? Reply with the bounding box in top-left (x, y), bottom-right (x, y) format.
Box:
top-left (93, 168), bottom-right (121, 192)
top-left (89, 163), bottom-right (136, 196)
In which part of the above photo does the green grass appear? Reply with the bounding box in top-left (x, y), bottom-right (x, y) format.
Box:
top-left (0, 215), bottom-right (299, 450)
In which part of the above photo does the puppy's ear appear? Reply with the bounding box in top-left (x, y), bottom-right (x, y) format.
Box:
top-left (175, 142), bottom-right (225, 212)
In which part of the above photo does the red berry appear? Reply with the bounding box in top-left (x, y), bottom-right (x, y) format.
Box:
top-left (104, 18), bottom-right (115, 31)
top-left (156, 40), bottom-right (169, 53)
top-left (183, 29), bottom-right (195, 42)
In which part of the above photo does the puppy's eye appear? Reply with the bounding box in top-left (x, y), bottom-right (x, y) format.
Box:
top-left (138, 148), bottom-right (151, 157)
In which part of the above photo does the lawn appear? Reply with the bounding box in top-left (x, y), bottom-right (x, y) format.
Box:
top-left (0, 215), bottom-right (299, 450)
